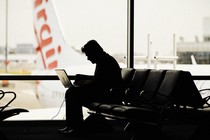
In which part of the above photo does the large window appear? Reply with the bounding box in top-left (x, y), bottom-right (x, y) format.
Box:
top-left (134, 0), bottom-right (210, 76)
top-left (0, 0), bottom-right (127, 75)
top-left (134, 0), bottom-right (210, 102)
top-left (0, 0), bottom-right (127, 120)
top-left (2, 0), bottom-right (210, 120)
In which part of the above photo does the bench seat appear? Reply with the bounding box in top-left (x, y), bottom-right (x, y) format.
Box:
top-left (0, 90), bottom-right (29, 122)
top-left (85, 68), bottom-right (210, 127)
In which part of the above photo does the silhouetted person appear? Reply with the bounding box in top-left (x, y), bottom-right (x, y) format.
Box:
top-left (58, 40), bottom-right (123, 135)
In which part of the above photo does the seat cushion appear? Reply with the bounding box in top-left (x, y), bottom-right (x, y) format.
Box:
top-left (0, 108), bottom-right (29, 121)
top-left (111, 105), bottom-right (160, 123)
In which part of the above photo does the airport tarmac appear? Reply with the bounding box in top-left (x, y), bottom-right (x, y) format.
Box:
top-left (0, 80), bottom-right (91, 121)
top-left (0, 80), bottom-right (42, 109)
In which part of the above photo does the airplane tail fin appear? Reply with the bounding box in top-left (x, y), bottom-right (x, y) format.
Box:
top-left (190, 55), bottom-right (197, 65)
top-left (33, 0), bottom-right (87, 70)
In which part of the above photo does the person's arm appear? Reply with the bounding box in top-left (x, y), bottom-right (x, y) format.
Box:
top-left (74, 74), bottom-right (94, 85)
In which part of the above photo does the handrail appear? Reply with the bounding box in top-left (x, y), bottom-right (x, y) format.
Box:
top-left (192, 76), bottom-right (210, 80)
top-left (0, 75), bottom-right (60, 80)
top-left (0, 75), bottom-right (94, 80)
top-left (0, 75), bottom-right (208, 80)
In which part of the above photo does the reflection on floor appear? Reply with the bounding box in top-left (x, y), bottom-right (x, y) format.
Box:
top-left (0, 119), bottom-right (207, 140)
top-left (0, 120), bottom-right (132, 140)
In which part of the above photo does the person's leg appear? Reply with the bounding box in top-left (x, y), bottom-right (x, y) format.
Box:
top-left (58, 87), bottom-right (84, 134)
top-left (65, 87), bottom-right (84, 130)
top-left (60, 86), bottom-right (98, 134)
top-left (58, 86), bottom-right (111, 134)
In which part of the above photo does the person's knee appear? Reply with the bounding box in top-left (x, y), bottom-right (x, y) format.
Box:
top-left (65, 87), bottom-right (78, 99)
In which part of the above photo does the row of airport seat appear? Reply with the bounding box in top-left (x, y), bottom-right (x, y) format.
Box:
top-left (85, 68), bottom-right (210, 132)
top-left (0, 90), bottom-right (28, 122)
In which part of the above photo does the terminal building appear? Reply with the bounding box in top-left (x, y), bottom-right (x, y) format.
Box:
top-left (177, 17), bottom-right (210, 64)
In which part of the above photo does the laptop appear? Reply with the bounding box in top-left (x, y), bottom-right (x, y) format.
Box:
top-left (55, 69), bottom-right (74, 88)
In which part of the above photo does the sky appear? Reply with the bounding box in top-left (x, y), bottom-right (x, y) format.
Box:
top-left (0, 0), bottom-right (35, 48)
top-left (0, 0), bottom-right (210, 56)
top-left (135, 0), bottom-right (210, 55)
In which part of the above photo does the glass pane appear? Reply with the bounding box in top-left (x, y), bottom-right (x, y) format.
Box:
top-left (53, 0), bottom-right (127, 70)
top-left (0, 80), bottom-right (66, 120)
top-left (0, 0), bottom-right (6, 72)
top-left (0, 0), bottom-right (127, 75)
top-left (134, 0), bottom-right (210, 75)
top-left (0, 0), bottom-right (127, 120)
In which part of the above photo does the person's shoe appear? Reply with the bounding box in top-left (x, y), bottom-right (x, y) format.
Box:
top-left (57, 127), bottom-right (84, 136)
top-left (57, 127), bottom-right (71, 134)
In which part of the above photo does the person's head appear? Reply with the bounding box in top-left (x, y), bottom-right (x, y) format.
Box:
top-left (81, 40), bottom-right (104, 63)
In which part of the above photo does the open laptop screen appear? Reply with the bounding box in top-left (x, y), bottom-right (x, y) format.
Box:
top-left (55, 69), bottom-right (73, 88)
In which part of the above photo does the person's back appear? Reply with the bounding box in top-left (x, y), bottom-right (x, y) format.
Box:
top-left (94, 51), bottom-right (122, 89)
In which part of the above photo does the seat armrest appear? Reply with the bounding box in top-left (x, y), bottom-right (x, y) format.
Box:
top-left (0, 108), bottom-right (29, 121)
top-left (0, 91), bottom-right (17, 112)
top-left (0, 90), bottom-right (5, 100)
top-left (199, 88), bottom-right (210, 108)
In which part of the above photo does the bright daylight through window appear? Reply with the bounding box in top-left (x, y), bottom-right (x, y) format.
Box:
top-left (0, 0), bottom-right (127, 120)
top-left (0, 0), bottom-right (210, 120)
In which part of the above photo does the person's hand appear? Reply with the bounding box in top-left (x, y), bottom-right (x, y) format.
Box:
top-left (74, 80), bottom-right (93, 87)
